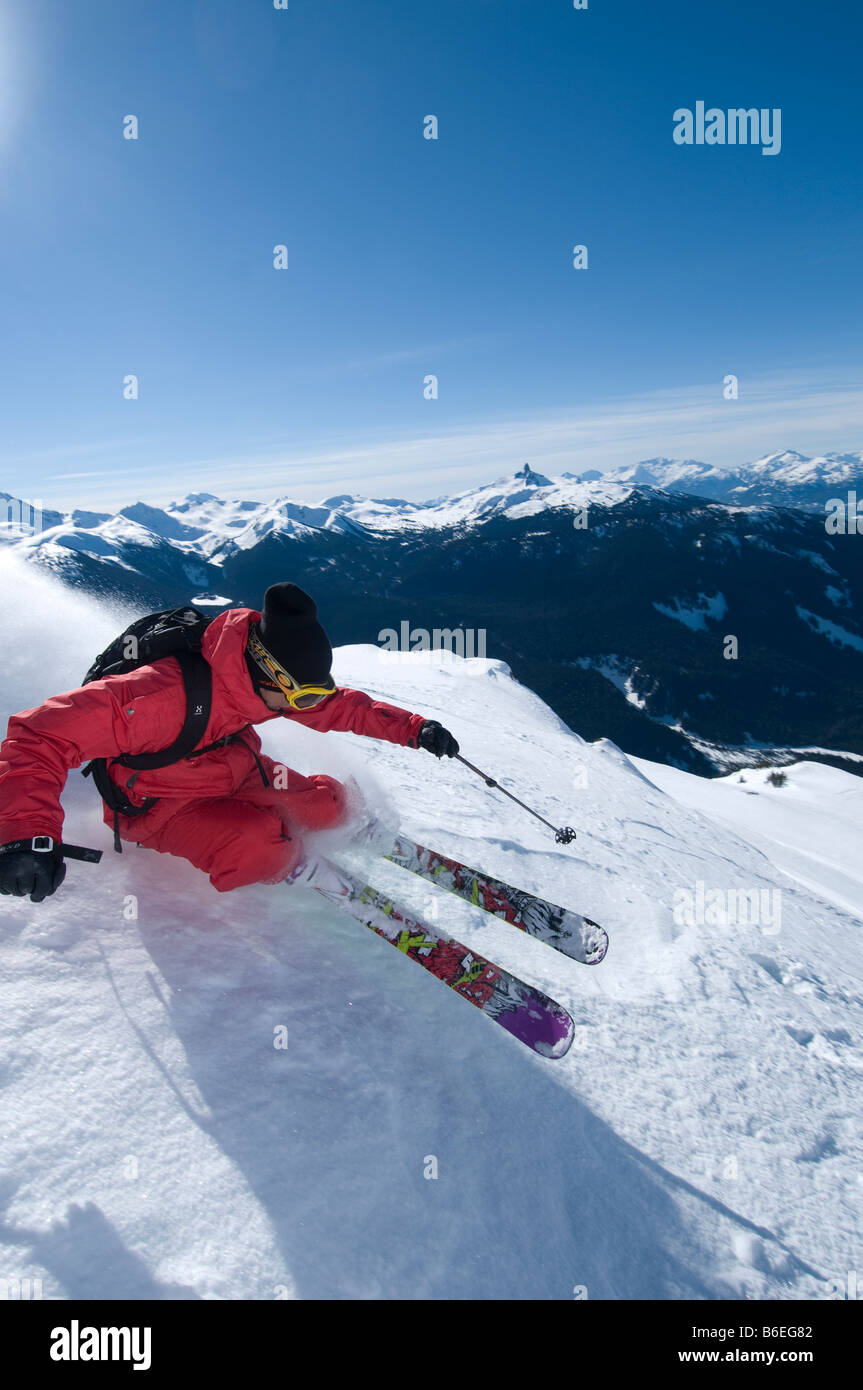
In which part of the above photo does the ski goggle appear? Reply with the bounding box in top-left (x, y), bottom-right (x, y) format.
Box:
top-left (247, 627), bottom-right (337, 710)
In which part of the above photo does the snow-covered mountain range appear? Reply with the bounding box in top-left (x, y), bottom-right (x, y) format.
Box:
top-left (2, 464), bottom-right (625, 567)
top-left (0, 551), bottom-right (860, 1299)
top-left (572, 450), bottom-right (863, 511)
top-left (2, 454), bottom-right (863, 775)
top-left (4, 453), bottom-right (860, 570)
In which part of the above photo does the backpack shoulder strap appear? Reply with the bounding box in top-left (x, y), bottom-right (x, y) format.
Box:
top-left (114, 650), bottom-right (213, 771)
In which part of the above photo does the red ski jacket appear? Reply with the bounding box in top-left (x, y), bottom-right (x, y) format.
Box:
top-left (0, 607), bottom-right (427, 846)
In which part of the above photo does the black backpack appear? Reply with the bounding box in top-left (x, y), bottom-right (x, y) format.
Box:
top-left (81, 606), bottom-right (265, 852)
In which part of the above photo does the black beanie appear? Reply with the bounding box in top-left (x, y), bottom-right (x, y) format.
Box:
top-left (248, 583), bottom-right (333, 687)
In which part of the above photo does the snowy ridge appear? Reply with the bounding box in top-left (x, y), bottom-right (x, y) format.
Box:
top-left (0, 551), bottom-right (860, 1299)
top-left (159, 466), bottom-right (628, 543)
top-left (570, 456), bottom-right (730, 490)
top-left (580, 450), bottom-right (863, 510)
top-left (741, 450), bottom-right (863, 486)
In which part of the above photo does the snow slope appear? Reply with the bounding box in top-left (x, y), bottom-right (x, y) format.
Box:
top-left (0, 552), bottom-right (860, 1301)
top-left (632, 758), bottom-right (863, 926)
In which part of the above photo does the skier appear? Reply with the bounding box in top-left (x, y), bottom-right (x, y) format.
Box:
top-left (0, 583), bottom-right (459, 902)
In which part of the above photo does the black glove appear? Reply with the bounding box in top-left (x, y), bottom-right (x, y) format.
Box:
top-left (417, 720), bottom-right (460, 758)
top-left (0, 836), bottom-right (67, 903)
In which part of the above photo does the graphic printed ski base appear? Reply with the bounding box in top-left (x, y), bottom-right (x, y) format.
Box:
top-left (385, 837), bottom-right (609, 966)
top-left (329, 867), bottom-right (575, 1059)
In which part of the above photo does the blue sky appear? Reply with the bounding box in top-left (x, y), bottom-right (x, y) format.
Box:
top-left (0, 0), bottom-right (861, 511)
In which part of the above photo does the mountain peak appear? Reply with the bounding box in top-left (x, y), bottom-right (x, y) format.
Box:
top-left (514, 464), bottom-right (552, 487)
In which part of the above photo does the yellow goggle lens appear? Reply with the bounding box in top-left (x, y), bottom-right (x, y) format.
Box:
top-left (248, 629), bottom-right (336, 709)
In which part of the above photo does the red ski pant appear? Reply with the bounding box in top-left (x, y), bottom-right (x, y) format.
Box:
top-left (135, 768), bottom-right (348, 893)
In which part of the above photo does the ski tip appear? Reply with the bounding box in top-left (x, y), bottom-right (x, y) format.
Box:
top-left (581, 919), bottom-right (609, 965)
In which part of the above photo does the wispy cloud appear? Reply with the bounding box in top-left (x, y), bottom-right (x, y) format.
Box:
top-left (337, 334), bottom-right (503, 374)
top-left (4, 368), bottom-right (861, 511)
top-left (147, 368), bottom-right (863, 504)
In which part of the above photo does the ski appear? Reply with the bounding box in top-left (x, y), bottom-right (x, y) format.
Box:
top-left (315, 862), bottom-right (575, 1059)
top-left (384, 836), bottom-right (608, 966)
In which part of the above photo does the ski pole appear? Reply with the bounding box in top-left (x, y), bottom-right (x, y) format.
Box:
top-left (454, 755), bottom-right (576, 844)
